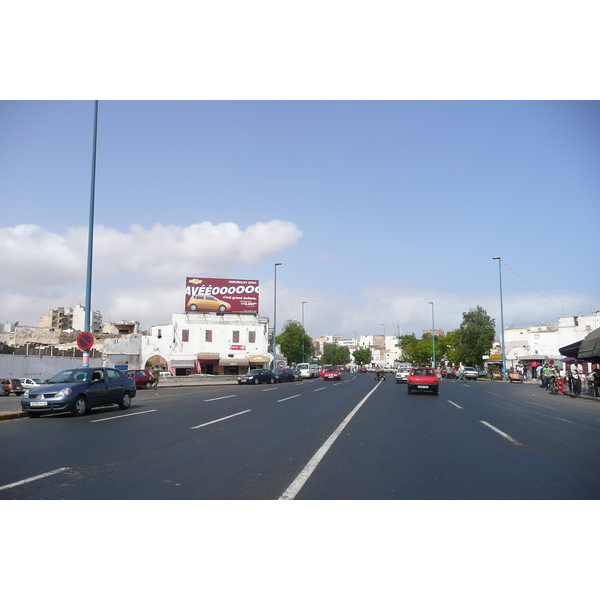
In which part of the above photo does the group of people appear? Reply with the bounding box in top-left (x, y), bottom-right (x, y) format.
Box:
top-left (527, 359), bottom-right (599, 398)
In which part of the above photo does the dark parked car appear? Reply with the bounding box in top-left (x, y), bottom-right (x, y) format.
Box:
top-left (21, 367), bottom-right (137, 418)
top-left (126, 369), bottom-right (154, 389)
top-left (237, 369), bottom-right (277, 385)
top-left (275, 368), bottom-right (297, 383)
top-left (2, 378), bottom-right (24, 396)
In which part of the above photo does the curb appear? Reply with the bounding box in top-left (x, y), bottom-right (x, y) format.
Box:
top-left (0, 412), bottom-right (26, 421)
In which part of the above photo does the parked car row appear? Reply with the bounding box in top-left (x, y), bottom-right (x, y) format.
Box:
top-left (237, 368), bottom-right (303, 385)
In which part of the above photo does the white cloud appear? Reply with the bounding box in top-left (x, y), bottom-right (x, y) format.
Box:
top-left (0, 220), bottom-right (302, 326)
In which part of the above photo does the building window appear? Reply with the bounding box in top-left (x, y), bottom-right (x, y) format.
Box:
top-left (232, 330), bottom-right (240, 343)
top-left (182, 329), bottom-right (189, 342)
top-left (249, 331), bottom-right (256, 344)
top-left (205, 330), bottom-right (212, 342)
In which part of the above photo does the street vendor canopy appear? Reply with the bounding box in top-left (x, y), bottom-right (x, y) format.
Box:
top-left (559, 340), bottom-right (583, 358)
top-left (578, 327), bottom-right (600, 361)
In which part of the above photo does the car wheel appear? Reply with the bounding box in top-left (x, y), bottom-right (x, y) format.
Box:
top-left (269, 377), bottom-right (275, 384)
top-left (433, 387), bottom-right (439, 395)
top-left (26, 411), bottom-right (40, 418)
top-left (3, 390), bottom-right (8, 396)
top-left (407, 386), bottom-right (412, 394)
top-left (189, 304), bottom-right (198, 311)
top-left (119, 391), bottom-right (132, 410)
top-left (218, 305), bottom-right (227, 313)
top-left (253, 378), bottom-right (259, 384)
top-left (71, 396), bottom-right (88, 417)
top-left (145, 381), bottom-right (153, 389)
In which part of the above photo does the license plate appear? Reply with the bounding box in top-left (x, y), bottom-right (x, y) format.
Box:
top-left (30, 401), bottom-right (48, 407)
top-left (418, 385), bottom-right (429, 389)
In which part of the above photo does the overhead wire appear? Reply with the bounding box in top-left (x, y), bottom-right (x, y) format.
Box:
top-left (500, 259), bottom-right (582, 315)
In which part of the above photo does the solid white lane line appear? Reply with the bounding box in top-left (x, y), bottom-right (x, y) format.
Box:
top-left (191, 410), bottom-right (252, 429)
top-left (204, 395), bottom-right (236, 403)
top-left (447, 400), bottom-right (463, 409)
top-left (480, 421), bottom-right (523, 446)
top-left (279, 381), bottom-right (382, 500)
top-left (91, 409), bottom-right (157, 422)
top-left (277, 395), bottom-right (301, 403)
top-left (0, 467), bottom-right (71, 491)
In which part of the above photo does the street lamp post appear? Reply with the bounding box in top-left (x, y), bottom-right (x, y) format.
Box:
top-left (492, 256), bottom-right (507, 380)
top-left (273, 263), bottom-right (281, 372)
top-left (301, 301), bottom-right (307, 362)
top-left (381, 324), bottom-right (385, 368)
top-left (83, 100), bottom-right (99, 368)
top-left (429, 302), bottom-right (436, 369)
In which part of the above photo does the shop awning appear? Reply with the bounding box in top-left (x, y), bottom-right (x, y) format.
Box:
top-left (559, 340), bottom-right (582, 358)
top-left (248, 355), bottom-right (271, 363)
top-left (578, 327), bottom-right (600, 361)
top-left (171, 360), bottom-right (196, 367)
top-left (219, 358), bottom-right (249, 366)
top-left (196, 353), bottom-right (219, 361)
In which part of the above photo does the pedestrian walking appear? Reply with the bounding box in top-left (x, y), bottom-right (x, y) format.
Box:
top-left (541, 363), bottom-right (552, 389)
top-left (457, 364), bottom-right (466, 381)
top-left (570, 359), bottom-right (583, 398)
top-left (152, 365), bottom-right (160, 390)
top-left (592, 368), bottom-right (600, 398)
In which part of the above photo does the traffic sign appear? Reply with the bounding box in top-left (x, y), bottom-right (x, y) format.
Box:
top-left (77, 331), bottom-right (95, 351)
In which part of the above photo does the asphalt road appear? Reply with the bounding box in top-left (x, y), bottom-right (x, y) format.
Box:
top-left (1, 375), bottom-right (599, 499)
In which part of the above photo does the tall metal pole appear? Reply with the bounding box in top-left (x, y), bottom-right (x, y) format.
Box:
top-left (83, 100), bottom-right (98, 367)
top-left (493, 257), bottom-right (507, 380)
top-left (301, 301), bottom-right (307, 363)
top-left (429, 301), bottom-right (436, 369)
top-left (272, 263), bottom-right (281, 371)
top-left (381, 324), bottom-right (385, 368)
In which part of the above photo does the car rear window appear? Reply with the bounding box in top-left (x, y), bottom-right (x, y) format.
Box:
top-left (412, 368), bottom-right (435, 376)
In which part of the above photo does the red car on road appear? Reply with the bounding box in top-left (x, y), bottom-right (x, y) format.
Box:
top-left (321, 367), bottom-right (342, 381)
top-left (407, 367), bottom-right (439, 395)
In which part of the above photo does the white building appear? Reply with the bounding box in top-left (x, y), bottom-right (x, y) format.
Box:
top-left (503, 314), bottom-right (600, 366)
top-left (103, 313), bottom-right (272, 375)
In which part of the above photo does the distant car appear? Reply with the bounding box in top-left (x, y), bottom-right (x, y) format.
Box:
top-left (126, 369), bottom-right (154, 389)
top-left (463, 367), bottom-right (479, 380)
top-left (237, 369), bottom-right (276, 385)
top-left (2, 378), bottom-right (25, 396)
top-left (186, 294), bottom-right (231, 313)
top-left (19, 377), bottom-right (44, 390)
top-left (159, 371), bottom-right (172, 378)
top-left (358, 366), bottom-right (367, 373)
top-left (395, 367), bottom-right (410, 384)
top-left (21, 367), bottom-right (136, 417)
top-left (322, 367), bottom-right (341, 381)
top-left (407, 367), bottom-right (439, 395)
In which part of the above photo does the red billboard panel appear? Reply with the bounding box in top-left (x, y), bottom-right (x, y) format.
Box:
top-left (185, 278), bottom-right (259, 315)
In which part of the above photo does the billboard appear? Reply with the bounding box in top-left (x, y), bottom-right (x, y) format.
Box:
top-left (185, 278), bottom-right (259, 315)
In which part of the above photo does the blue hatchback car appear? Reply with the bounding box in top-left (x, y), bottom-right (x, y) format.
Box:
top-left (21, 367), bottom-right (136, 418)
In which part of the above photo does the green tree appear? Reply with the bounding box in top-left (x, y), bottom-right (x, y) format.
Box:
top-left (277, 320), bottom-right (313, 365)
top-left (397, 332), bottom-right (449, 365)
top-left (452, 306), bottom-right (496, 367)
top-left (352, 347), bottom-right (372, 366)
top-left (320, 343), bottom-right (350, 366)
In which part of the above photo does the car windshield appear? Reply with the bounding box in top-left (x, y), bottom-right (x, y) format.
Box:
top-left (46, 369), bottom-right (89, 383)
top-left (248, 370), bottom-right (262, 375)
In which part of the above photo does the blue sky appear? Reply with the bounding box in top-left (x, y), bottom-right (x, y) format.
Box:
top-left (1, 100), bottom-right (598, 341)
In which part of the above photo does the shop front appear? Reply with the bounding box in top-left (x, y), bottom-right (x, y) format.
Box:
top-left (196, 353), bottom-right (220, 375)
top-left (219, 357), bottom-right (249, 375)
top-left (170, 359), bottom-right (197, 376)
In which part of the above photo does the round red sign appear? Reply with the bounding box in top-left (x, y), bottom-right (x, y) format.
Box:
top-left (77, 331), bottom-right (95, 351)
